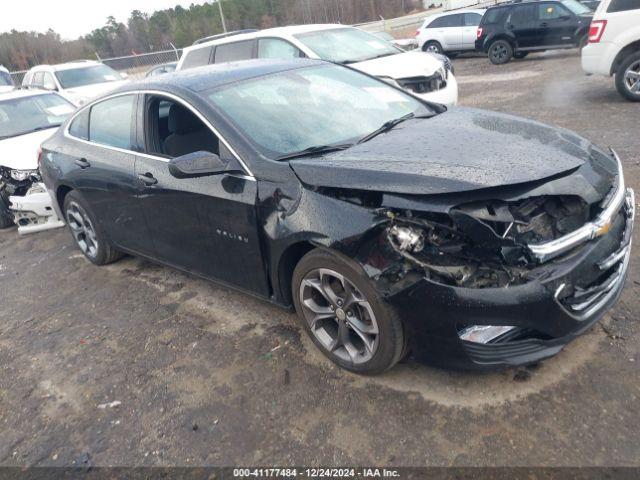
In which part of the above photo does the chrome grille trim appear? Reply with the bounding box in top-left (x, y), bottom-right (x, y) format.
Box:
top-left (528, 149), bottom-right (627, 263)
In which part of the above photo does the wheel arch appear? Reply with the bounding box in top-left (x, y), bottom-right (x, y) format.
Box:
top-left (485, 34), bottom-right (516, 52)
top-left (56, 184), bottom-right (74, 213)
top-left (276, 241), bottom-right (317, 307)
top-left (610, 40), bottom-right (640, 76)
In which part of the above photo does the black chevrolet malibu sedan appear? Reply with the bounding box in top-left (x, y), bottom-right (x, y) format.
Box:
top-left (40, 59), bottom-right (634, 374)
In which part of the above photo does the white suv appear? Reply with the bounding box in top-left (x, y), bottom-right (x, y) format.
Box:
top-left (581, 0), bottom-right (640, 101)
top-left (22, 61), bottom-right (129, 106)
top-left (177, 24), bottom-right (458, 106)
top-left (415, 9), bottom-right (486, 55)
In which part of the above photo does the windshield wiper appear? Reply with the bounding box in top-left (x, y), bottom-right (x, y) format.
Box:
top-left (275, 143), bottom-right (353, 161)
top-left (358, 113), bottom-right (417, 145)
top-left (2, 125), bottom-right (61, 140)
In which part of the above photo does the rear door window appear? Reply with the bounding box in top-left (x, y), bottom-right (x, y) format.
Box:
top-left (89, 95), bottom-right (136, 150)
top-left (510, 4), bottom-right (537, 24)
top-left (428, 14), bottom-right (463, 28)
top-left (258, 38), bottom-right (304, 59)
top-left (214, 40), bottom-right (255, 63)
top-left (181, 46), bottom-right (213, 70)
top-left (463, 13), bottom-right (483, 26)
top-left (69, 109), bottom-right (90, 140)
top-left (608, 0), bottom-right (640, 11)
top-left (33, 72), bottom-right (45, 88)
top-left (482, 8), bottom-right (508, 24)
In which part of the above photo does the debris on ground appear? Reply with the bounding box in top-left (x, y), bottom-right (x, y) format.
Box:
top-left (97, 400), bottom-right (122, 409)
top-left (513, 369), bottom-right (531, 382)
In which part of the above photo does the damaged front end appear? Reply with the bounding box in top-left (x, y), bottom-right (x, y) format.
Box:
top-left (384, 193), bottom-right (592, 289)
top-left (0, 166), bottom-right (64, 234)
top-left (379, 150), bottom-right (631, 292)
top-left (349, 150), bottom-right (634, 367)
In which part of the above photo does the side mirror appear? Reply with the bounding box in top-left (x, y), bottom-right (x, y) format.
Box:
top-left (120, 72), bottom-right (129, 80)
top-left (169, 151), bottom-right (228, 179)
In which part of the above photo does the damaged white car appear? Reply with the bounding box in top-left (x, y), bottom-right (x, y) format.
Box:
top-left (0, 90), bottom-right (75, 234)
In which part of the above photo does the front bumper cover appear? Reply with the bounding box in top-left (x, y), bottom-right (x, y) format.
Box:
top-left (387, 187), bottom-right (634, 370)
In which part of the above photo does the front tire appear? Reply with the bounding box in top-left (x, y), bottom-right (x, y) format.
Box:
top-left (292, 249), bottom-right (405, 375)
top-left (488, 40), bottom-right (513, 65)
top-left (63, 190), bottom-right (123, 265)
top-left (615, 51), bottom-right (640, 102)
top-left (423, 41), bottom-right (443, 54)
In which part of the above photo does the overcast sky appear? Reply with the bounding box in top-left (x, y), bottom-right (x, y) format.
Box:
top-left (1, 1), bottom-right (209, 40)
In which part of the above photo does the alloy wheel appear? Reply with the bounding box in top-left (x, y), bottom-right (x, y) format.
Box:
top-left (491, 44), bottom-right (508, 62)
top-left (299, 268), bottom-right (380, 365)
top-left (66, 201), bottom-right (99, 259)
top-left (426, 44), bottom-right (440, 53)
top-left (624, 60), bottom-right (640, 95)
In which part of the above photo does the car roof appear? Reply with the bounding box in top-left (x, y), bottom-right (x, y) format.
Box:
top-left (424, 8), bottom-right (486, 20)
top-left (487, 0), bottom-right (559, 7)
top-left (183, 24), bottom-right (356, 52)
top-left (118, 58), bottom-right (327, 94)
top-left (28, 60), bottom-right (102, 73)
top-left (0, 89), bottom-right (60, 101)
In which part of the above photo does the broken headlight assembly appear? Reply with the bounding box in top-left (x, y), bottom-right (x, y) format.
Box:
top-left (10, 169), bottom-right (38, 182)
top-left (384, 192), bottom-right (599, 289)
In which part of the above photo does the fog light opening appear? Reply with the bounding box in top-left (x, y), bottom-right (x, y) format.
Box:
top-left (458, 325), bottom-right (518, 344)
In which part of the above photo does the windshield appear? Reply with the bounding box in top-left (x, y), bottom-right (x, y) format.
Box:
top-left (206, 64), bottom-right (433, 159)
top-left (0, 93), bottom-right (75, 139)
top-left (0, 70), bottom-right (13, 86)
top-left (560, 0), bottom-right (592, 14)
top-left (55, 65), bottom-right (123, 89)
top-left (295, 27), bottom-right (401, 64)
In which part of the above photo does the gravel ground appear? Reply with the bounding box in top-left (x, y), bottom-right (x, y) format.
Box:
top-left (1, 49), bottom-right (639, 468)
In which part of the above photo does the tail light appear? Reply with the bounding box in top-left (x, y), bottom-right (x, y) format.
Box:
top-left (477, 27), bottom-right (483, 39)
top-left (415, 29), bottom-right (420, 37)
top-left (588, 20), bottom-right (607, 43)
top-left (37, 147), bottom-right (43, 168)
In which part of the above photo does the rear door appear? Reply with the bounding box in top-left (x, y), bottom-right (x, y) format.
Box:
top-left (64, 93), bottom-right (152, 254)
top-left (462, 13), bottom-right (483, 48)
top-left (133, 93), bottom-right (269, 296)
top-left (508, 4), bottom-right (538, 48)
top-left (536, 2), bottom-right (577, 46)
top-left (427, 14), bottom-right (464, 49)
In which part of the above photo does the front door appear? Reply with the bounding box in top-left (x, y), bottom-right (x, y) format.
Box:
top-left (536, 2), bottom-right (577, 46)
top-left (133, 94), bottom-right (269, 296)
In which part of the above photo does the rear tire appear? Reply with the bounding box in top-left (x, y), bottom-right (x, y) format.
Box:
top-left (292, 249), bottom-right (405, 375)
top-left (423, 41), bottom-right (443, 54)
top-left (0, 195), bottom-right (14, 229)
top-left (63, 190), bottom-right (123, 265)
top-left (615, 51), bottom-right (640, 102)
top-left (488, 40), bottom-right (513, 65)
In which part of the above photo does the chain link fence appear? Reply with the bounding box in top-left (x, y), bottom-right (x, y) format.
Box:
top-left (9, 47), bottom-right (182, 84)
top-left (100, 48), bottom-right (182, 80)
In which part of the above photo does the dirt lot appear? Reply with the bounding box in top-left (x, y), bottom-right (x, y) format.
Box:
top-left (1, 50), bottom-right (639, 468)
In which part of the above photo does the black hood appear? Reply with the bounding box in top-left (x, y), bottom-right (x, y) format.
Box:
top-left (290, 108), bottom-right (606, 196)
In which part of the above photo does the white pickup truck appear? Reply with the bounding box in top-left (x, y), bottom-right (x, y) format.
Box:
top-left (581, 0), bottom-right (640, 101)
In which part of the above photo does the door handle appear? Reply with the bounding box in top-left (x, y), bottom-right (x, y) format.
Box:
top-left (75, 158), bottom-right (90, 169)
top-left (138, 172), bottom-right (158, 186)
top-left (540, 22), bottom-right (549, 27)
